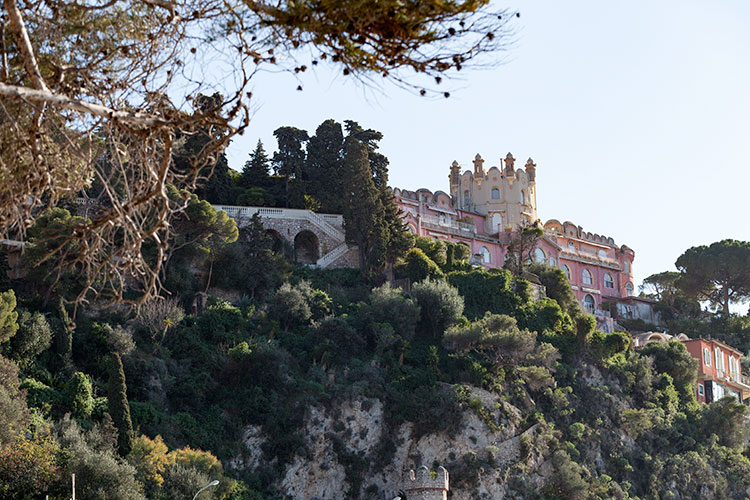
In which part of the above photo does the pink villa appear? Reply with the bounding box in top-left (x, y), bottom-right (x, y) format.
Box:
top-left (392, 152), bottom-right (659, 332)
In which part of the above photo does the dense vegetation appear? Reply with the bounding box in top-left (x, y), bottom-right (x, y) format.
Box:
top-left (3, 122), bottom-right (750, 498)
top-left (3, 223), bottom-right (750, 499)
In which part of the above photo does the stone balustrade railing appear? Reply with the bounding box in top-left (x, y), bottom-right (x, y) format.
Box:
top-left (213, 205), bottom-right (345, 241)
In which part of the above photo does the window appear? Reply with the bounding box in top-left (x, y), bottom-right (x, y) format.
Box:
top-left (534, 248), bottom-right (546, 263)
top-left (625, 282), bottom-right (634, 296)
top-left (464, 191), bottom-right (470, 206)
top-left (715, 347), bottom-right (725, 373)
top-left (598, 249), bottom-right (607, 259)
top-left (491, 188), bottom-right (500, 199)
top-left (568, 241), bottom-right (575, 252)
top-left (704, 348), bottom-right (711, 366)
top-left (604, 273), bottom-right (614, 289)
top-left (520, 190), bottom-right (526, 205)
top-left (561, 264), bottom-right (571, 280)
top-left (584, 294), bottom-right (595, 313)
top-left (480, 246), bottom-right (491, 264)
top-left (549, 257), bottom-right (556, 267)
top-left (624, 261), bottom-right (630, 273)
top-left (698, 384), bottom-right (704, 396)
top-left (582, 269), bottom-right (593, 285)
top-left (729, 356), bottom-right (738, 379)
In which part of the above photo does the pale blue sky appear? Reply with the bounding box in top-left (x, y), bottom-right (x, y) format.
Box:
top-left (224, 1), bottom-right (750, 297)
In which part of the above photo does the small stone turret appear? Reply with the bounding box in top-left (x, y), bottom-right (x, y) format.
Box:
top-left (450, 160), bottom-right (461, 186)
top-left (525, 157), bottom-right (536, 183)
top-left (473, 154), bottom-right (485, 176)
top-left (503, 152), bottom-right (515, 179)
top-left (403, 466), bottom-right (449, 500)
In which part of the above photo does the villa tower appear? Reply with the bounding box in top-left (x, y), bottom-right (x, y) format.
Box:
top-left (449, 152), bottom-right (538, 234)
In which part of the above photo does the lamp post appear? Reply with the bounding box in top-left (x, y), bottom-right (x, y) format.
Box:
top-left (192, 479), bottom-right (219, 500)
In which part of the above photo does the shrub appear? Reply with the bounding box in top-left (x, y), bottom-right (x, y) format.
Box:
top-left (6, 309), bottom-right (53, 362)
top-left (447, 269), bottom-right (521, 320)
top-left (640, 341), bottom-right (698, 405)
top-left (0, 435), bottom-right (60, 499)
top-left (0, 290), bottom-right (18, 344)
top-left (135, 297), bottom-right (185, 346)
top-left (128, 434), bottom-right (172, 493)
top-left (65, 372), bottom-right (94, 419)
top-left (411, 278), bottom-right (464, 338)
top-left (91, 323), bottom-right (136, 357)
top-left (55, 416), bottom-right (146, 500)
top-left (700, 396), bottom-right (748, 449)
top-left (0, 356), bottom-right (29, 445)
top-left (568, 422), bottom-right (585, 440)
top-left (269, 282), bottom-right (313, 330)
top-left (396, 248), bottom-right (444, 283)
top-left (414, 236), bottom-right (448, 266)
top-left (159, 464), bottom-right (213, 500)
top-left (362, 283), bottom-right (420, 339)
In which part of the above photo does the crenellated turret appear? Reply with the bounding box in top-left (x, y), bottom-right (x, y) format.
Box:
top-left (449, 151), bottom-right (538, 229)
top-left (403, 466), bottom-right (449, 500)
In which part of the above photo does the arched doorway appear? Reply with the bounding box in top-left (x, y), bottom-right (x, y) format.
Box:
top-left (294, 230), bottom-right (320, 264)
top-left (265, 229), bottom-right (284, 253)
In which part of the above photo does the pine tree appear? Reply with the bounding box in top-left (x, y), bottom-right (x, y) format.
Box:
top-left (108, 352), bottom-right (134, 457)
top-left (240, 140), bottom-right (271, 188)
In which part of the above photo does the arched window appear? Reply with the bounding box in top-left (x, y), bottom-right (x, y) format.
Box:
top-left (624, 261), bottom-right (630, 273)
top-left (463, 190), bottom-right (470, 206)
top-left (480, 246), bottom-right (491, 264)
top-left (582, 269), bottom-right (593, 285)
top-left (534, 248), bottom-right (546, 263)
top-left (604, 273), bottom-right (614, 289)
top-left (407, 224), bottom-right (417, 234)
top-left (568, 241), bottom-right (575, 252)
top-left (491, 187), bottom-right (500, 199)
top-left (584, 294), bottom-right (595, 313)
top-left (625, 282), bottom-right (634, 296)
top-left (598, 249), bottom-right (607, 259)
top-left (561, 264), bottom-right (571, 280)
top-left (549, 257), bottom-right (556, 267)
top-left (520, 190), bottom-right (526, 205)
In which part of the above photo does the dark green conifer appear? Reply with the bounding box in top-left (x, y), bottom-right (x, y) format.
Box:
top-left (107, 352), bottom-right (134, 457)
top-left (240, 140), bottom-right (272, 188)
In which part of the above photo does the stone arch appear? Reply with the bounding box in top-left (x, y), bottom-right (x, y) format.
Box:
top-left (265, 229), bottom-right (284, 253)
top-left (294, 230), bottom-right (320, 264)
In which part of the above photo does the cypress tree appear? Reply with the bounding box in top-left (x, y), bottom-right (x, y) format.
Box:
top-left (342, 137), bottom-right (381, 270)
top-left (108, 352), bottom-right (134, 457)
top-left (306, 120), bottom-right (344, 212)
top-left (272, 126), bottom-right (309, 207)
top-left (56, 299), bottom-right (73, 360)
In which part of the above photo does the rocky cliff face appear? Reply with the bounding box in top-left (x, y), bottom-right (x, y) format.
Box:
top-left (229, 385), bottom-right (556, 500)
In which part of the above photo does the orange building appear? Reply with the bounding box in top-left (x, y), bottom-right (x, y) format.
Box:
top-left (681, 338), bottom-right (750, 403)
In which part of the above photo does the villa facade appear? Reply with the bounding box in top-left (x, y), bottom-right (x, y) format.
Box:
top-left (392, 152), bottom-right (656, 331)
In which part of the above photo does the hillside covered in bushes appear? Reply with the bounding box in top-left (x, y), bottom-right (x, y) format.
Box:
top-left (2, 224), bottom-right (750, 499)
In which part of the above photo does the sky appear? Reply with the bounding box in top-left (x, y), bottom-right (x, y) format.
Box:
top-left (223, 0), bottom-right (750, 297)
